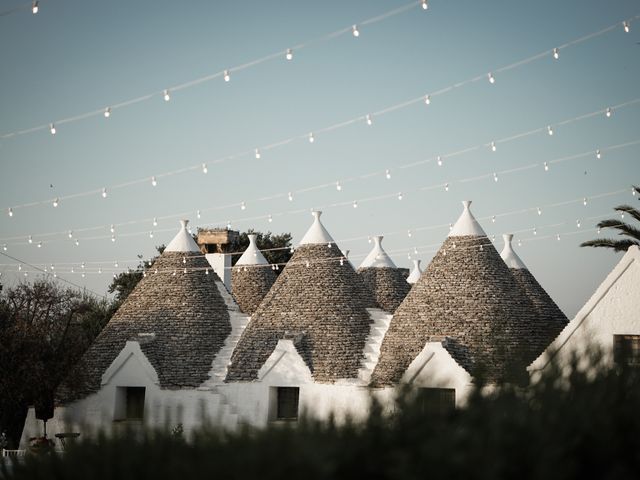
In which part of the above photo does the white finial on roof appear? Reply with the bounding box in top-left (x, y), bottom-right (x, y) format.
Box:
top-left (299, 211), bottom-right (335, 245)
top-left (500, 234), bottom-right (527, 269)
top-left (448, 200), bottom-right (487, 237)
top-left (165, 219), bottom-right (200, 253)
top-left (407, 259), bottom-right (422, 284)
top-left (359, 235), bottom-right (397, 268)
top-left (236, 233), bottom-right (269, 265)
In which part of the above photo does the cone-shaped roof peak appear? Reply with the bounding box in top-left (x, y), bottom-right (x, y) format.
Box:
top-left (165, 219), bottom-right (200, 252)
top-left (407, 259), bottom-right (422, 284)
top-left (500, 234), bottom-right (527, 270)
top-left (448, 201), bottom-right (486, 237)
top-left (299, 211), bottom-right (335, 245)
top-left (359, 235), bottom-right (396, 268)
top-left (236, 233), bottom-right (269, 265)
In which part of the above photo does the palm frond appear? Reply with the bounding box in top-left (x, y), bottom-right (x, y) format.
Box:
top-left (595, 219), bottom-right (640, 241)
top-left (580, 238), bottom-right (639, 252)
top-left (614, 204), bottom-right (640, 224)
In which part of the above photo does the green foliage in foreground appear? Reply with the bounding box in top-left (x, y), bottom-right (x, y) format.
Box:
top-left (3, 357), bottom-right (639, 480)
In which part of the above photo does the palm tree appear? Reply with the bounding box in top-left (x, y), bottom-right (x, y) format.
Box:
top-left (581, 185), bottom-right (640, 252)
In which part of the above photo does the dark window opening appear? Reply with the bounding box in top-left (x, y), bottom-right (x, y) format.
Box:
top-left (276, 387), bottom-right (299, 421)
top-left (417, 388), bottom-right (455, 416)
top-left (614, 335), bottom-right (640, 367)
top-left (125, 387), bottom-right (145, 420)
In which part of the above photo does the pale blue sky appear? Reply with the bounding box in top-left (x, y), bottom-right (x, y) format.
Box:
top-left (1, 0), bottom-right (639, 316)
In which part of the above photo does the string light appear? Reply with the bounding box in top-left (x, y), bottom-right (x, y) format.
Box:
top-left (490, 141), bottom-right (497, 152)
top-left (623, 21), bottom-right (630, 33)
top-left (111, 234), bottom-right (116, 242)
top-left (153, 217), bottom-right (158, 227)
top-left (114, 261), bottom-right (119, 268)
top-left (583, 197), bottom-right (588, 206)
top-left (102, 187), bottom-right (108, 198)
top-left (366, 114), bottom-right (373, 126)
top-left (532, 228), bottom-right (537, 236)
top-left (2, 244), bottom-right (6, 251)
top-left (53, 198), bottom-right (59, 208)
top-left (288, 192), bottom-right (294, 202)
top-left (633, 187), bottom-right (637, 196)
top-left (605, 107), bottom-right (612, 118)
top-left (104, 107), bottom-right (111, 118)
top-left (488, 72), bottom-right (495, 84)
top-left (68, 230), bottom-right (73, 238)
top-left (424, 95), bottom-right (431, 105)
top-left (537, 207), bottom-right (542, 216)
top-left (397, 192), bottom-right (403, 201)
top-left (340, 258), bottom-right (344, 266)
top-left (491, 215), bottom-right (496, 223)
top-left (31, 1), bottom-right (38, 14)
top-left (576, 219), bottom-right (581, 228)
top-left (37, 241), bottom-right (42, 248)
top-left (553, 48), bottom-right (559, 60)
top-left (149, 231), bottom-right (154, 238)
top-left (444, 183), bottom-right (449, 192)
top-left (556, 233), bottom-right (561, 241)
top-left (421, 0), bottom-right (428, 10)
top-left (268, 214), bottom-right (273, 223)
top-left (28, 235), bottom-right (33, 244)
top-left (98, 267), bottom-right (102, 274)
top-left (163, 90), bottom-right (170, 102)
top-left (596, 149), bottom-right (602, 159)
top-left (7, 208), bottom-right (12, 218)
top-left (255, 148), bottom-right (261, 159)
top-left (224, 70), bottom-right (231, 82)
top-left (336, 181), bottom-right (342, 191)
top-left (437, 156), bottom-right (443, 166)
top-left (75, 239), bottom-right (79, 246)
top-left (205, 268), bottom-right (209, 275)
top-left (151, 176), bottom-right (157, 187)
top-left (49, 123), bottom-right (56, 135)
top-left (493, 172), bottom-right (499, 182)
top-left (196, 210), bottom-right (201, 219)
top-left (544, 162), bottom-right (549, 171)
top-left (202, 163), bottom-right (208, 174)
top-left (240, 201), bottom-right (246, 210)
top-left (286, 48), bottom-right (293, 61)
top-left (183, 256), bottom-right (187, 264)
top-left (308, 132), bottom-right (315, 143)
top-left (353, 200), bottom-right (358, 208)
top-left (385, 169), bottom-right (391, 179)
top-left (227, 220), bottom-right (232, 229)
top-left (110, 224), bottom-right (115, 233)
top-left (547, 125), bottom-right (554, 136)
top-left (352, 25), bottom-right (360, 37)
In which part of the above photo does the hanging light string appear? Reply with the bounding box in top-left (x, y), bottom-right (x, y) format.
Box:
top-left (1, 187), bottom-right (630, 274)
top-left (4, 95), bottom-right (639, 225)
top-left (0, 0), bottom-right (42, 17)
top-left (3, 134), bottom-right (638, 246)
top-left (0, 1), bottom-right (421, 140)
top-left (2, 18), bottom-right (637, 213)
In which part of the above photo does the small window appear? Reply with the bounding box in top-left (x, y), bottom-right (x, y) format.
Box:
top-left (417, 388), bottom-right (455, 416)
top-left (115, 386), bottom-right (145, 421)
top-left (276, 387), bottom-right (299, 421)
top-left (613, 335), bottom-right (640, 367)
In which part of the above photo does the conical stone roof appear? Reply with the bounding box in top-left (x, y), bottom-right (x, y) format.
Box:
top-left (58, 220), bottom-right (232, 403)
top-left (500, 234), bottom-right (568, 353)
top-left (226, 211), bottom-right (375, 382)
top-left (357, 236), bottom-right (410, 313)
top-left (371, 201), bottom-right (539, 386)
top-left (232, 234), bottom-right (276, 315)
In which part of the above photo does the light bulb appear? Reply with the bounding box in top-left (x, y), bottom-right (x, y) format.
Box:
top-left (111, 234), bottom-right (116, 242)
top-left (537, 207), bottom-right (542, 216)
top-left (163, 89), bottom-right (170, 101)
top-left (197, 210), bottom-right (201, 219)
top-left (398, 192), bottom-right (403, 201)
top-left (102, 187), bottom-right (107, 198)
top-left (576, 219), bottom-right (581, 228)
top-left (7, 208), bottom-right (13, 217)
top-left (327, 242), bottom-right (332, 248)
top-left (385, 169), bottom-right (391, 179)
top-left (544, 162), bottom-right (549, 171)
top-left (488, 72), bottom-right (495, 84)
top-left (255, 148), bottom-right (261, 159)
top-left (2, 244), bottom-right (6, 251)
top-left (597, 226), bottom-right (601, 234)
top-left (286, 48), bottom-right (293, 60)
top-left (184, 268), bottom-right (188, 274)
top-left (202, 163), bottom-right (208, 174)
top-left (268, 214), bottom-right (273, 223)
top-left (368, 236), bottom-right (372, 243)
top-left (493, 172), bottom-right (498, 182)
top-left (479, 245), bottom-right (483, 252)
top-left (336, 181), bottom-right (342, 191)
top-left (583, 197), bottom-right (588, 206)
top-left (424, 94), bottom-right (431, 105)
top-left (149, 231), bottom-right (154, 238)
top-left (340, 258), bottom-right (344, 266)
top-left (490, 141), bottom-right (497, 152)
top-left (110, 224), bottom-right (115, 233)
top-left (98, 268), bottom-right (102, 274)
top-left (532, 228), bottom-right (537, 236)
top-left (623, 21), bottom-right (630, 33)
top-left (353, 200), bottom-right (358, 208)
top-left (308, 132), bottom-right (315, 143)
top-left (518, 238), bottom-right (523, 246)
top-left (596, 149), bottom-right (602, 159)
top-left (68, 230), bottom-right (73, 238)
top-left (547, 125), bottom-right (554, 136)
top-left (18, 264), bottom-right (22, 271)
top-left (352, 24), bottom-right (360, 37)
top-left (633, 187), bottom-right (637, 196)
top-left (205, 268), bottom-right (209, 275)
top-left (223, 70), bottom-right (230, 82)
top-left (153, 217), bottom-right (158, 227)
top-left (241, 201), bottom-right (246, 210)
top-left (556, 234), bottom-right (561, 241)
top-left (288, 192), bottom-right (293, 202)
top-left (413, 247), bottom-right (418, 254)
top-left (492, 215), bottom-right (496, 223)
top-left (605, 107), bottom-right (612, 118)
top-left (32, 1), bottom-right (38, 14)
top-left (81, 262), bottom-right (85, 269)
top-left (553, 48), bottom-right (559, 60)
top-left (151, 176), bottom-right (157, 187)
top-left (449, 223), bottom-right (453, 231)
top-left (53, 198), bottom-right (59, 208)
top-left (50, 123), bottom-right (56, 135)
top-left (437, 156), bottom-right (442, 166)
top-left (366, 114), bottom-right (373, 126)
top-left (183, 256), bottom-right (186, 264)
top-left (407, 253), bottom-right (412, 260)
top-left (104, 107), bottom-right (111, 118)
top-left (28, 235), bottom-right (33, 244)
top-left (444, 183), bottom-right (449, 192)
top-left (421, 0), bottom-right (428, 10)
top-left (75, 239), bottom-right (79, 246)
top-left (37, 241), bottom-right (42, 248)
top-left (227, 220), bottom-right (232, 229)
